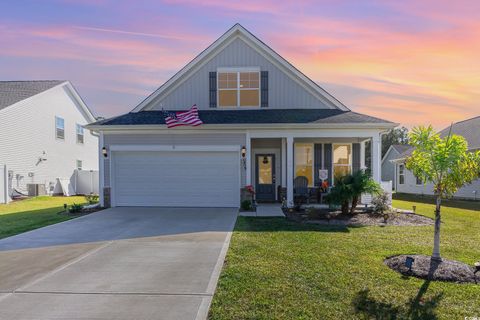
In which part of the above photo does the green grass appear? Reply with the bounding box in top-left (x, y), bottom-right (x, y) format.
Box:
top-left (210, 195), bottom-right (480, 319)
top-left (0, 196), bottom-right (87, 239)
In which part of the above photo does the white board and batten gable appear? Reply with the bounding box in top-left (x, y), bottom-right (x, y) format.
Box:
top-left (132, 23), bottom-right (350, 112)
top-left (0, 81), bottom-right (98, 201)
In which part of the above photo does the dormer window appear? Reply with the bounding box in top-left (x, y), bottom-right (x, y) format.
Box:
top-left (217, 68), bottom-right (260, 107)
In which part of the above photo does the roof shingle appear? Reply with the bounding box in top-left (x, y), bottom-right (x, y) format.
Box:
top-left (0, 80), bottom-right (65, 110)
top-left (92, 109), bottom-right (395, 126)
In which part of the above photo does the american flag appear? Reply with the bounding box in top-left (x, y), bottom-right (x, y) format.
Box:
top-left (163, 104), bottom-right (203, 128)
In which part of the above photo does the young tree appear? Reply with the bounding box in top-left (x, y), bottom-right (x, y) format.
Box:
top-left (406, 126), bottom-right (480, 260)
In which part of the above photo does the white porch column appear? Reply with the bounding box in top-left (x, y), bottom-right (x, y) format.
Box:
top-left (360, 140), bottom-right (366, 170)
top-left (286, 136), bottom-right (294, 206)
top-left (246, 132), bottom-right (252, 185)
top-left (371, 134), bottom-right (381, 183)
top-left (281, 138), bottom-right (287, 187)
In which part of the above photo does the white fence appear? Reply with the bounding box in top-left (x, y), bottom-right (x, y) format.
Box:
top-left (0, 165), bottom-right (9, 204)
top-left (361, 180), bottom-right (393, 205)
top-left (74, 169), bottom-right (99, 195)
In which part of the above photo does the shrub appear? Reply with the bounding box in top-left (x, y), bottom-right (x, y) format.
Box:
top-left (326, 171), bottom-right (381, 215)
top-left (241, 200), bottom-right (252, 211)
top-left (84, 193), bottom-right (99, 204)
top-left (69, 203), bottom-right (83, 213)
top-left (371, 191), bottom-right (390, 214)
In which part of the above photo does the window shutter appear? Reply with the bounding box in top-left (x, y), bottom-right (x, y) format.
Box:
top-left (314, 144), bottom-right (323, 186)
top-left (324, 144), bottom-right (333, 186)
top-left (209, 72), bottom-right (217, 108)
top-left (352, 143), bottom-right (361, 173)
top-left (260, 71), bottom-right (268, 107)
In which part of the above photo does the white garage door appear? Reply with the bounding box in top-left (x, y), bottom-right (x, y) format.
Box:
top-left (112, 150), bottom-right (240, 207)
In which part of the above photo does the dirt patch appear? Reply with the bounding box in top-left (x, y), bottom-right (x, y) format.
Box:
top-left (305, 211), bottom-right (433, 227)
top-left (385, 254), bottom-right (479, 284)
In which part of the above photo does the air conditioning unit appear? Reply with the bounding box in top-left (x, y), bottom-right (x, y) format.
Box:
top-left (27, 184), bottom-right (47, 196)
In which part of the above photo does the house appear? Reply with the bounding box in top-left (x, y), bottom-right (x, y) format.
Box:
top-left (0, 80), bottom-right (98, 203)
top-left (87, 24), bottom-right (398, 208)
top-left (381, 144), bottom-right (411, 190)
top-left (390, 116), bottom-right (480, 200)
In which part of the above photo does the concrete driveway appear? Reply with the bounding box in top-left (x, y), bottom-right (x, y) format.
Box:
top-left (0, 207), bottom-right (238, 320)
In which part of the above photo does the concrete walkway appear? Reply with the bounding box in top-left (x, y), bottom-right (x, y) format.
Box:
top-left (0, 207), bottom-right (238, 320)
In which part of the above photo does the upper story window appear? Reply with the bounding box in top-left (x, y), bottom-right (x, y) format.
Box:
top-left (333, 144), bottom-right (352, 180)
top-left (55, 116), bottom-right (65, 140)
top-left (76, 160), bottom-right (83, 170)
top-left (76, 124), bottom-right (84, 144)
top-left (218, 69), bottom-right (260, 107)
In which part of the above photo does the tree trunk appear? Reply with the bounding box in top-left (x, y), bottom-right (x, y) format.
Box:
top-left (350, 196), bottom-right (359, 214)
top-left (341, 201), bottom-right (349, 215)
top-left (432, 194), bottom-right (442, 260)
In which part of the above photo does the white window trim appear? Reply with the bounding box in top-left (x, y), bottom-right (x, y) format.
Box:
top-left (55, 116), bottom-right (65, 140)
top-left (398, 164), bottom-right (405, 185)
top-left (293, 142), bottom-right (315, 187)
top-left (76, 123), bottom-right (85, 144)
top-left (332, 143), bottom-right (353, 185)
top-left (76, 159), bottom-right (83, 170)
top-left (217, 68), bottom-right (261, 108)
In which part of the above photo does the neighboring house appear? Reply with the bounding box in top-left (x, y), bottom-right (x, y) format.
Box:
top-left (381, 144), bottom-right (411, 190)
top-left (87, 24), bottom-right (397, 208)
top-left (391, 116), bottom-right (480, 200)
top-left (0, 80), bottom-right (98, 202)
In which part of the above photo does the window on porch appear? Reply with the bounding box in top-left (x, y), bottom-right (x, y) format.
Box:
top-left (333, 144), bottom-right (352, 180)
top-left (294, 143), bottom-right (314, 187)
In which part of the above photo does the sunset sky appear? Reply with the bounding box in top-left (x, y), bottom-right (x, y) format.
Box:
top-left (1, 0), bottom-right (479, 129)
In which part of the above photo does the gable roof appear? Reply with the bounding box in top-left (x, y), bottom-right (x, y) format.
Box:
top-left (88, 109), bottom-right (396, 129)
top-left (391, 144), bottom-right (412, 154)
top-left (382, 144), bottom-right (412, 164)
top-left (0, 80), bottom-right (97, 123)
top-left (132, 23), bottom-right (350, 112)
top-left (0, 80), bottom-right (64, 110)
top-left (391, 115), bottom-right (480, 163)
top-left (439, 116), bottom-right (480, 151)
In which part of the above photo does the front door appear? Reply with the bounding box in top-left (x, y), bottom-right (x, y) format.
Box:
top-left (255, 154), bottom-right (276, 201)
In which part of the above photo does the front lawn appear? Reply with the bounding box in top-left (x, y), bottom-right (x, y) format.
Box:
top-left (210, 195), bottom-right (480, 319)
top-left (0, 196), bottom-right (86, 239)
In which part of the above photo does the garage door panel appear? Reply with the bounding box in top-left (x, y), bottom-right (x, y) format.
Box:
top-left (112, 151), bottom-right (239, 207)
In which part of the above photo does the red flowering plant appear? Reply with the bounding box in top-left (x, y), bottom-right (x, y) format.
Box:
top-left (245, 185), bottom-right (255, 195)
top-left (321, 180), bottom-right (329, 193)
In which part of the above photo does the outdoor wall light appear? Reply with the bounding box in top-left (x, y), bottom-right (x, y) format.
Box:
top-left (102, 147), bottom-right (108, 158)
top-left (241, 146), bottom-right (246, 158)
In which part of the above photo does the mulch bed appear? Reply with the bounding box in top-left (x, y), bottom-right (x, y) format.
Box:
top-left (297, 209), bottom-right (434, 227)
top-left (385, 254), bottom-right (480, 284)
top-left (59, 206), bottom-right (104, 217)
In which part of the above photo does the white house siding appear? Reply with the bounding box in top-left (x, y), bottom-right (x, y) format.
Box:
top-left (148, 37), bottom-right (332, 110)
top-left (0, 85), bottom-right (98, 195)
top-left (102, 132), bottom-right (247, 189)
top-left (381, 148), bottom-right (400, 189)
top-left (395, 163), bottom-right (480, 200)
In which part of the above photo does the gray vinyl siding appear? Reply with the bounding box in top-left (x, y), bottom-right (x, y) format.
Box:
top-left (396, 163), bottom-right (480, 200)
top-left (103, 132), bottom-right (246, 188)
top-left (149, 38), bottom-right (332, 110)
top-left (381, 149), bottom-right (400, 188)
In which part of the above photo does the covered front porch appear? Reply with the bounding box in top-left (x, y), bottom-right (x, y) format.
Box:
top-left (244, 129), bottom-right (382, 207)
